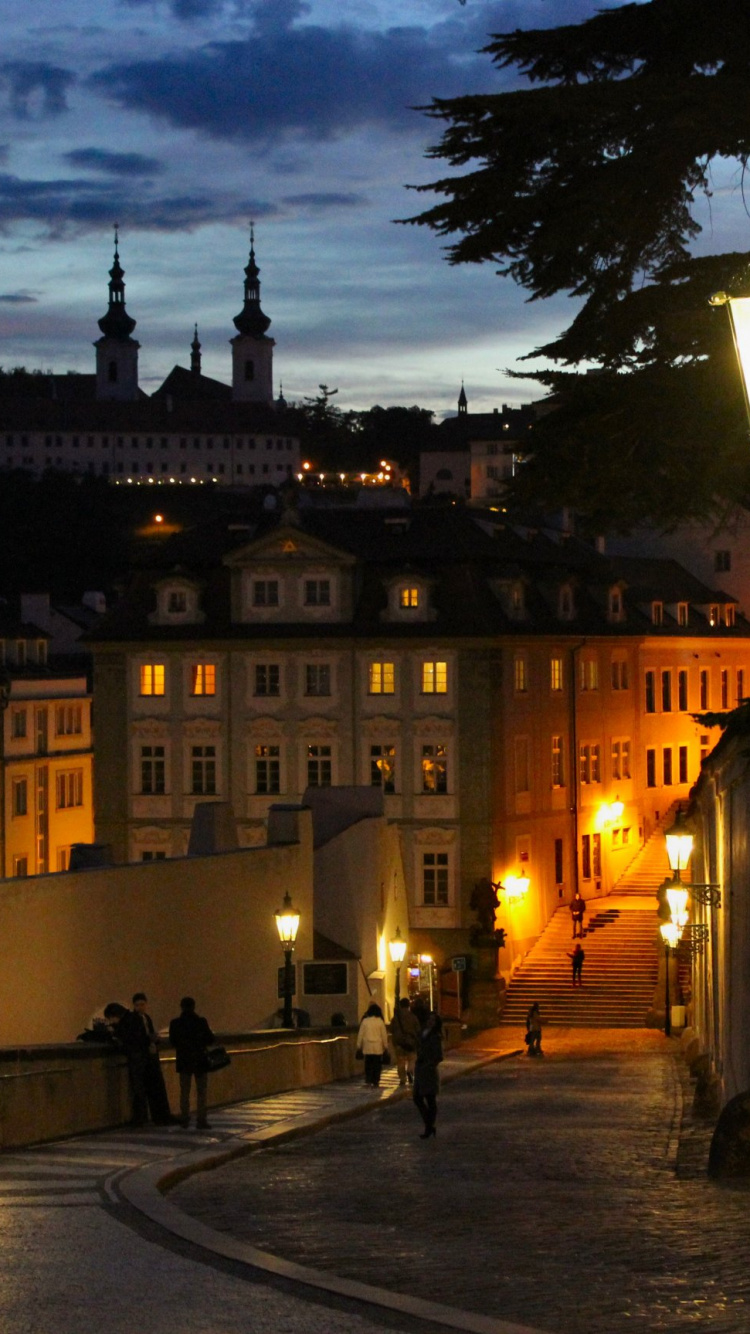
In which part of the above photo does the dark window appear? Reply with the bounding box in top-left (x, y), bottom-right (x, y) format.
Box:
top-left (646, 748), bottom-right (656, 788)
top-left (679, 746), bottom-right (688, 784)
top-left (661, 671), bottom-right (672, 712)
top-left (645, 670), bottom-right (655, 713)
top-left (554, 838), bottom-right (564, 886)
top-left (678, 670), bottom-right (688, 711)
top-left (581, 834), bottom-right (591, 880)
top-left (663, 748), bottom-right (673, 786)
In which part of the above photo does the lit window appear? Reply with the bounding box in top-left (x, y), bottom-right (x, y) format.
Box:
top-left (253, 580), bottom-right (279, 608)
top-left (579, 743), bottom-right (601, 784)
top-left (56, 770), bottom-right (83, 809)
top-left (422, 744), bottom-right (448, 794)
top-left (191, 663), bottom-right (216, 696)
top-left (191, 745), bottom-right (216, 795)
top-left (369, 662), bottom-right (395, 694)
top-left (422, 852), bottom-right (449, 906)
top-left (255, 664), bottom-right (280, 696)
top-left (255, 744), bottom-right (280, 795)
top-left (370, 744), bottom-right (396, 793)
top-left (55, 704), bottom-right (82, 735)
top-left (514, 655), bottom-right (528, 693)
top-left (304, 579), bottom-right (331, 607)
top-left (725, 604), bottom-right (736, 627)
top-left (708, 604), bottom-right (719, 627)
top-left (140, 663), bottom-right (165, 696)
top-left (550, 657), bottom-right (563, 692)
top-left (611, 739), bottom-right (631, 781)
top-left (400, 587), bottom-right (419, 608)
top-left (422, 661), bottom-right (448, 694)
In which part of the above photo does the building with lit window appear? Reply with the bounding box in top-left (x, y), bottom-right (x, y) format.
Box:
top-left (88, 504), bottom-right (750, 972)
top-left (1, 615), bottom-right (93, 878)
top-left (0, 229), bottom-right (300, 486)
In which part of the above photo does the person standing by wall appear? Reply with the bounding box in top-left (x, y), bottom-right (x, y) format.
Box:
top-left (570, 892), bottom-right (586, 938)
top-left (356, 1002), bottom-right (389, 1088)
top-left (169, 996), bottom-right (215, 1130)
top-left (132, 992), bottom-right (173, 1125)
top-left (391, 997), bottom-right (421, 1087)
top-left (567, 944), bottom-right (585, 987)
top-left (413, 1010), bottom-right (443, 1138)
top-left (104, 1001), bottom-right (150, 1126)
top-left (525, 1002), bottom-right (543, 1056)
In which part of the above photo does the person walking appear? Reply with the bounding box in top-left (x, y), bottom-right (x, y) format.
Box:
top-left (356, 1002), bottom-right (390, 1088)
top-left (413, 1010), bottom-right (443, 1138)
top-left (525, 1002), bottom-right (543, 1056)
top-left (570, 891), bottom-right (586, 938)
top-left (568, 943), bottom-right (585, 987)
top-left (390, 996), bottom-right (421, 1087)
top-left (132, 992), bottom-right (173, 1125)
top-left (169, 996), bottom-right (215, 1129)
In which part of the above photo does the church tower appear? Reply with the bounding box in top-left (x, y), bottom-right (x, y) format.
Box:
top-left (94, 227), bottom-right (140, 401)
top-left (458, 382), bottom-right (468, 416)
top-left (230, 225), bottom-right (275, 404)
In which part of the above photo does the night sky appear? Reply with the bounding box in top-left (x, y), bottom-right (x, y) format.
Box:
top-left (1, 0), bottom-right (741, 417)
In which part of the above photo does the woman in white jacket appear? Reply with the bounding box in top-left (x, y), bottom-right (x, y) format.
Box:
top-left (356, 1002), bottom-right (390, 1087)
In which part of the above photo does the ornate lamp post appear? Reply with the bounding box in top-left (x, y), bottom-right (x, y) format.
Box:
top-left (275, 892), bottom-right (300, 1029)
top-left (388, 926), bottom-right (407, 1005)
top-left (660, 921), bottom-right (682, 1037)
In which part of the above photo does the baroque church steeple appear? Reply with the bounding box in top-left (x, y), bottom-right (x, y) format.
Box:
top-left (191, 324), bottom-right (201, 375)
top-left (94, 225), bottom-right (140, 401)
top-left (230, 223), bottom-right (275, 405)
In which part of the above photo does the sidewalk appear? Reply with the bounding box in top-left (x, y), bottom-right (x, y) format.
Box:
top-left (0, 1032), bottom-right (523, 1334)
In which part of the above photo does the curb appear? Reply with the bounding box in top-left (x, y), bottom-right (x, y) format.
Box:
top-left (118, 1047), bottom-right (554, 1334)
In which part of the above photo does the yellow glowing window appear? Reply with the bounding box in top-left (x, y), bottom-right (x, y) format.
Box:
top-left (422, 661), bottom-right (447, 694)
top-left (369, 662), bottom-right (395, 694)
top-left (550, 657), bottom-right (563, 691)
top-left (191, 663), bottom-right (216, 696)
top-left (400, 587), bottom-right (419, 608)
top-left (140, 663), bottom-right (165, 696)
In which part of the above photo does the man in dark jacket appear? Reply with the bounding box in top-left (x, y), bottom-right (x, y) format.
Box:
top-left (132, 992), bottom-right (173, 1125)
top-left (391, 997), bottom-right (421, 1086)
top-left (104, 1001), bottom-right (150, 1126)
top-left (168, 997), bottom-right (214, 1129)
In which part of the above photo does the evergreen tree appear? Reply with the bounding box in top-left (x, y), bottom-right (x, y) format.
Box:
top-left (406, 0), bottom-right (750, 528)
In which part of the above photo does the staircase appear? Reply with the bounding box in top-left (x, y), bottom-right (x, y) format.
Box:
top-left (500, 814), bottom-right (678, 1027)
top-left (500, 904), bottom-right (659, 1026)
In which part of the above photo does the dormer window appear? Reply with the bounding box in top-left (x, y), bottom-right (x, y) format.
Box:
top-left (37, 640), bottom-right (47, 665)
top-left (725, 604), bottom-right (736, 627)
top-left (16, 640), bottom-right (26, 666)
top-left (558, 585), bottom-right (574, 620)
top-left (651, 601), bottom-right (664, 626)
top-left (400, 587), bottom-right (419, 609)
top-left (677, 602), bottom-right (689, 627)
top-left (253, 580), bottom-right (279, 608)
top-left (168, 590), bottom-right (187, 615)
top-left (511, 584), bottom-right (524, 617)
top-left (708, 604), bottom-right (719, 627)
top-left (304, 579), bottom-right (330, 607)
top-left (608, 587), bottom-right (623, 621)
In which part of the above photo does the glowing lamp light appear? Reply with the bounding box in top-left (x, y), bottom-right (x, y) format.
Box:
top-left (609, 795), bottom-right (624, 823)
top-left (275, 892), bottom-right (300, 948)
top-left (660, 921), bottom-right (682, 950)
top-left (504, 872), bottom-right (530, 901)
top-left (302, 461), bottom-right (311, 471)
top-left (666, 883), bottom-right (689, 927)
top-left (665, 810), bottom-right (694, 877)
top-left (710, 291), bottom-right (750, 427)
top-left (154, 514), bottom-right (163, 524)
top-left (388, 926), bottom-right (407, 965)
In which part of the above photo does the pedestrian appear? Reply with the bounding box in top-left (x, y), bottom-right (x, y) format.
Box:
top-left (570, 891), bottom-right (586, 938)
top-left (390, 996), bottom-right (421, 1087)
top-left (356, 1002), bottom-right (390, 1088)
top-left (104, 1001), bottom-right (151, 1126)
top-left (132, 992), bottom-right (173, 1125)
top-left (525, 1002), bottom-right (543, 1056)
top-left (413, 1010), bottom-right (443, 1138)
top-left (568, 943), bottom-right (585, 987)
top-left (168, 996), bottom-right (215, 1130)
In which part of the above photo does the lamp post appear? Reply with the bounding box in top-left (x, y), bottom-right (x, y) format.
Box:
top-left (275, 892), bottom-right (300, 1029)
top-left (709, 291), bottom-right (750, 430)
top-left (388, 927), bottom-right (407, 1005)
top-left (660, 921), bottom-right (682, 1037)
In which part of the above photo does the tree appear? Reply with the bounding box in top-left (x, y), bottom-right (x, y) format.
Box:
top-left (405, 0), bottom-right (750, 528)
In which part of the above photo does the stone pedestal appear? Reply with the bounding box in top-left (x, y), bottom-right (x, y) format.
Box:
top-left (464, 937), bottom-right (502, 1029)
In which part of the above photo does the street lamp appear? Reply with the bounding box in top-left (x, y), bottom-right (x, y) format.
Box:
top-left (660, 920), bottom-right (682, 1037)
top-left (709, 291), bottom-right (750, 429)
top-left (275, 892), bottom-right (300, 1029)
top-left (664, 810), bottom-right (694, 880)
top-left (388, 926), bottom-right (407, 1004)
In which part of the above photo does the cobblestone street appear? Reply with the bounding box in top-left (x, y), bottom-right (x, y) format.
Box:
top-left (174, 1031), bottom-right (750, 1334)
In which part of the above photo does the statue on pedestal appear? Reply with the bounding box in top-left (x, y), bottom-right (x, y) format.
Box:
top-left (470, 877), bottom-right (504, 945)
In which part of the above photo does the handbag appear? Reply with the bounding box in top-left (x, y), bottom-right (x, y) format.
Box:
top-left (204, 1045), bottom-right (231, 1072)
top-left (355, 1046), bottom-right (364, 1059)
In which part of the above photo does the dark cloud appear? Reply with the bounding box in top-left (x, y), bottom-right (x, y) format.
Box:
top-left (0, 62), bottom-right (75, 118)
top-left (0, 173), bottom-right (276, 234)
top-left (64, 148), bottom-right (164, 177)
top-left (88, 6), bottom-right (519, 146)
top-left (282, 192), bottom-right (366, 210)
top-left (119, 0), bottom-right (256, 18)
top-left (0, 292), bottom-right (37, 304)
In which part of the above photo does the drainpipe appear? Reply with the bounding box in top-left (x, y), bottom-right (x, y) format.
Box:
top-left (569, 640), bottom-right (587, 898)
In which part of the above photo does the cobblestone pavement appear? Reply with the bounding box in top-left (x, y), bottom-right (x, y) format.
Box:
top-left (174, 1030), bottom-right (750, 1334)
